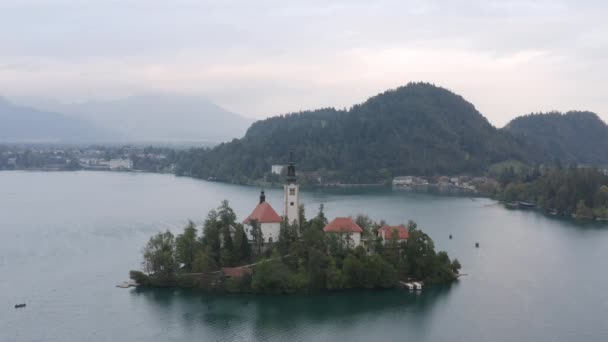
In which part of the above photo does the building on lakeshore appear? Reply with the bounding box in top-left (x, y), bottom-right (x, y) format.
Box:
top-left (271, 164), bottom-right (284, 175)
top-left (323, 217), bottom-right (363, 248)
top-left (377, 225), bottom-right (409, 244)
top-left (243, 190), bottom-right (282, 243)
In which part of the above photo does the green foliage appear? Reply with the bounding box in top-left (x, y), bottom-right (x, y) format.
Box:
top-left (136, 202), bottom-right (459, 292)
top-left (498, 167), bottom-right (608, 218)
top-left (232, 224), bottom-right (251, 264)
top-left (175, 220), bottom-right (200, 271)
top-left (504, 111), bottom-right (608, 165)
top-left (251, 258), bottom-right (296, 294)
top-left (129, 270), bottom-right (150, 286)
top-left (174, 83), bottom-right (537, 184)
top-left (142, 230), bottom-right (178, 280)
top-left (192, 246), bottom-right (218, 273)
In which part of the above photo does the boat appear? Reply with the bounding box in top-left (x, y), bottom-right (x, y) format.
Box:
top-left (14, 303), bottom-right (26, 309)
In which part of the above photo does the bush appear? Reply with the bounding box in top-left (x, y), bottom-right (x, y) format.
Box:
top-left (129, 270), bottom-right (150, 286)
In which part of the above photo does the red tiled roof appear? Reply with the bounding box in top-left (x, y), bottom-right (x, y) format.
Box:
top-left (243, 202), bottom-right (282, 224)
top-left (378, 225), bottom-right (409, 240)
top-left (323, 217), bottom-right (363, 233)
top-left (221, 267), bottom-right (252, 278)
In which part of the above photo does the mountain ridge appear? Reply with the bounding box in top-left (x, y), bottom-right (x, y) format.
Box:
top-left (502, 111), bottom-right (608, 165)
top-left (2, 94), bottom-right (251, 144)
top-left (176, 82), bottom-right (542, 183)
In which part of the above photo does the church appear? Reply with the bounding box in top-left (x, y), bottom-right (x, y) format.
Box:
top-left (243, 151), bottom-right (299, 243)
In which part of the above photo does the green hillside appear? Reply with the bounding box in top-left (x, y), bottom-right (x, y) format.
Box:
top-left (503, 111), bottom-right (608, 166)
top-left (176, 83), bottom-right (537, 184)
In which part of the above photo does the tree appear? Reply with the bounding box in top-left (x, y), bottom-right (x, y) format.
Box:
top-left (232, 224), bottom-right (251, 264)
top-left (192, 246), bottom-right (218, 273)
top-left (175, 220), bottom-right (200, 271)
top-left (325, 256), bottom-right (343, 290)
top-left (220, 224), bottom-right (234, 266)
top-left (218, 200), bottom-right (237, 226)
top-left (251, 257), bottom-right (294, 293)
top-left (278, 219), bottom-right (298, 256)
top-left (342, 253), bottom-right (364, 288)
top-left (451, 259), bottom-right (462, 274)
top-left (142, 230), bottom-right (178, 280)
top-left (202, 209), bottom-right (221, 262)
top-left (355, 214), bottom-right (374, 236)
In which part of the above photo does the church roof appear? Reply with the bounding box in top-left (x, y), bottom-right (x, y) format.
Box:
top-left (243, 202), bottom-right (282, 224)
top-left (323, 217), bottom-right (363, 233)
top-left (378, 225), bottom-right (410, 240)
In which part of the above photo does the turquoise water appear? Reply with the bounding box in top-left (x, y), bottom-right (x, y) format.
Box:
top-left (1, 171), bottom-right (608, 341)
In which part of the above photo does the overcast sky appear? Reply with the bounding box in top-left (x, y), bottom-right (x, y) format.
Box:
top-left (0, 0), bottom-right (606, 126)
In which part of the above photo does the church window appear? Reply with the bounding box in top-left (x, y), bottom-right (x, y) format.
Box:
top-left (290, 202), bottom-right (294, 206)
top-left (289, 188), bottom-right (295, 195)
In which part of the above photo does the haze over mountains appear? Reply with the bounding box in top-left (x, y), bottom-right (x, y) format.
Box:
top-left (0, 97), bottom-right (114, 143)
top-left (1, 94), bottom-right (252, 144)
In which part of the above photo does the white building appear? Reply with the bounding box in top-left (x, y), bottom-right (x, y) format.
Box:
top-left (271, 164), bottom-right (284, 175)
top-left (323, 217), bottom-right (363, 248)
top-left (243, 191), bottom-right (282, 243)
top-left (243, 151), bottom-right (301, 243)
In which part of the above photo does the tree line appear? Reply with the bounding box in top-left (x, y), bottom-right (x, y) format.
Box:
top-left (498, 166), bottom-right (608, 219)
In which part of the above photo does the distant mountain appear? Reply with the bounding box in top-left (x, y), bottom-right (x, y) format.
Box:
top-left (176, 83), bottom-right (538, 183)
top-left (0, 97), bottom-right (113, 142)
top-left (37, 94), bottom-right (252, 143)
top-left (503, 111), bottom-right (608, 165)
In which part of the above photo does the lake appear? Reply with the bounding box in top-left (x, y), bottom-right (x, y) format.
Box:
top-left (1, 171), bottom-right (608, 341)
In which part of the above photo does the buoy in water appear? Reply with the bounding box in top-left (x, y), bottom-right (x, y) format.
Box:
top-left (449, 234), bottom-right (452, 239)
top-left (14, 303), bottom-right (26, 309)
top-left (475, 242), bottom-right (480, 248)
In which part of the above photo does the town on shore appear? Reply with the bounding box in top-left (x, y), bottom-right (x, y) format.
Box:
top-left (4, 144), bottom-right (608, 221)
top-left (129, 152), bottom-right (461, 294)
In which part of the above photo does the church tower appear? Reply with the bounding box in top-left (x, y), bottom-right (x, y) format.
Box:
top-left (284, 149), bottom-right (299, 225)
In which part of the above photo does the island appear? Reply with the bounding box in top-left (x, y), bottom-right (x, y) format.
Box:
top-left (129, 155), bottom-right (461, 293)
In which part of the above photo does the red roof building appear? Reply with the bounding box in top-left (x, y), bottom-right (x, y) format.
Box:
top-left (221, 267), bottom-right (252, 278)
top-left (378, 225), bottom-right (410, 241)
top-left (243, 201), bottom-right (282, 224)
top-left (323, 217), bottom-right (363, 233)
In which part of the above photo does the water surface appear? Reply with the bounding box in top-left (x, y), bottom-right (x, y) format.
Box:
top-left (1, 171), bottom-right (607, 341)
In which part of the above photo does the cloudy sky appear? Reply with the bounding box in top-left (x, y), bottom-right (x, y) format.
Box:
top-left (0, 0), bottom-right (606, 126)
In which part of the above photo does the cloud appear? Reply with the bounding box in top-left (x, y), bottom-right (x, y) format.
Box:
top-left (0, 0), bottom-right (606, 125)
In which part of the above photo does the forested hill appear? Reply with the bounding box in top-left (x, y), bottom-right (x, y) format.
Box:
top-left (503, 111), bottom-right (608, 166)
top-left (176, 83), bottom-right (536, 184)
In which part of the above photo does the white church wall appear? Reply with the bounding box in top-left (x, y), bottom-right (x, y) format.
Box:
top-left (245, 222), bottom-right (281, 243)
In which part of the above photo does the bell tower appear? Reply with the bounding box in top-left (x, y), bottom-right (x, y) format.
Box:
top-left (284, 149), bottom-right (299, 225)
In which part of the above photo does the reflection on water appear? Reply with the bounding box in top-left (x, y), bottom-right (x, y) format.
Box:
top-left (131, 285), bottom-right (455, 341)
